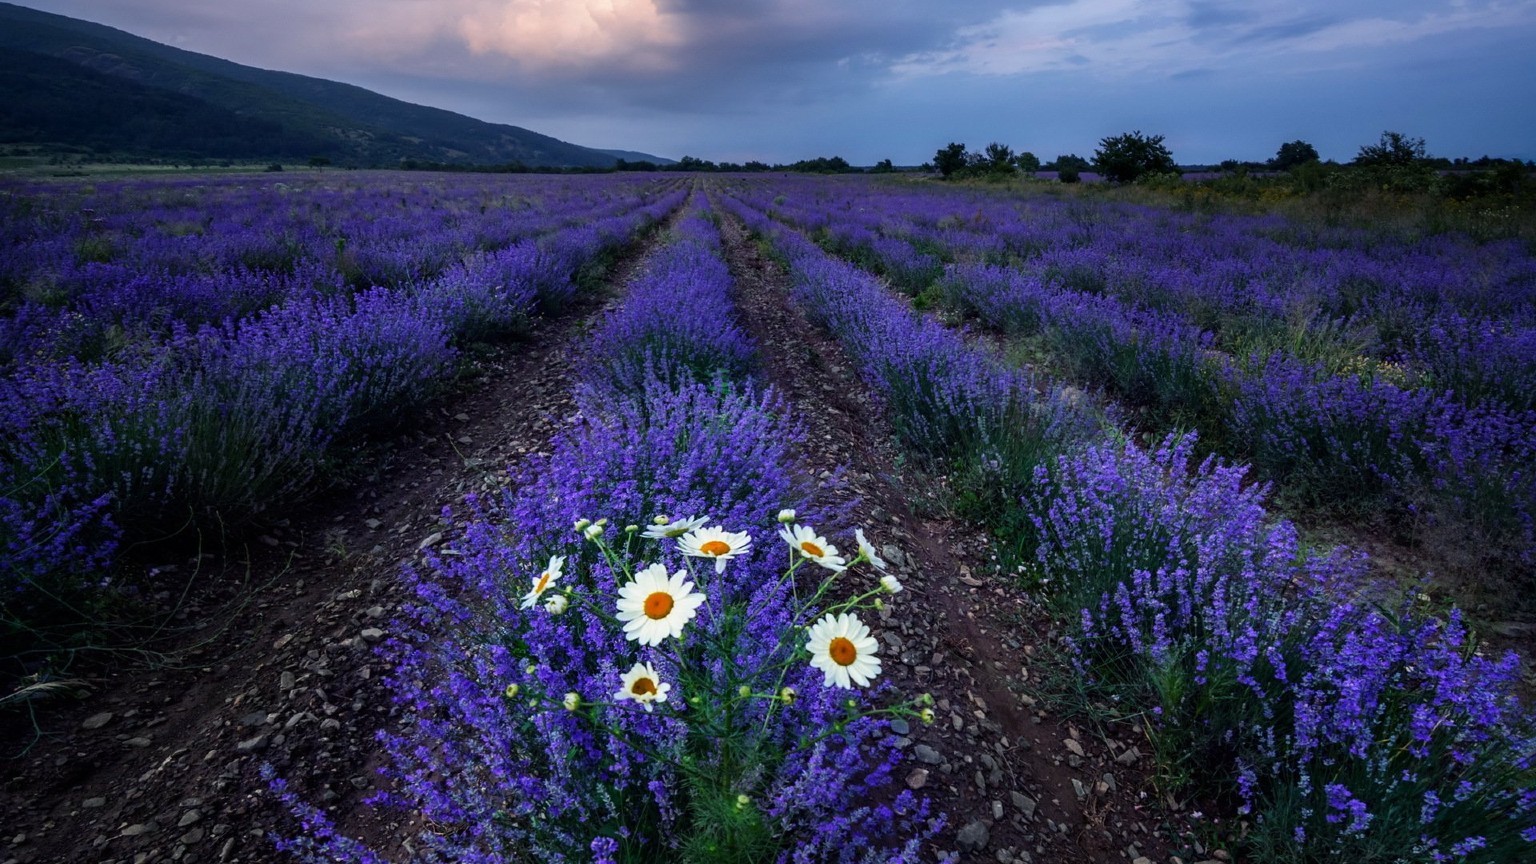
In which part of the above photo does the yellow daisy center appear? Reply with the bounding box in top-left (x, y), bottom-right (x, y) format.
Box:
top-left (644, 591), bottom-right (675, 620)
top-left (533, 573), bottom-right (552, 594)
top-left (799, 540), bottom-right (825, 558)
top-left (630, 677), bottom-right (658, 696)
top-left (828, 637), bottom-right (858, 667)
top-left (699, 539), bottom-right (731, 556)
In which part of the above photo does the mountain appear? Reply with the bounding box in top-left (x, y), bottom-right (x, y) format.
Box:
top-left (0, 2), bottom-right (672, 167)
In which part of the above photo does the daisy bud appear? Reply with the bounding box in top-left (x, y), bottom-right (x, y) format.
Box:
top-left (652, 515), bottom-right (670, 525)
top-left (503, 683), bottom-right (519, 699)
top-left (738, 685), bottom-right (752, 698)
top-left (918, 692), bottom-right (935, 707)
top-left (873, 598), bottom-right (884, 610)
top-left (776, 509), bottom-right (797, 524)
top-left (880, 574), bottom-right (904, 594)
top-left (544, 594), bottom-right (569, 615)
top-left (573, 518), bottom-right (592, 533)
top-left (735, 794), bottom-right (751, 810)
top-left (920, 708), bottom-right (935, 725)
top-left (625, 524), bottom-right (639, 534)
top-left (563, 692), bottom-right (581, 712)
top-left (524, 664), bottom-right (538, 676)
top-left (779, 686), bottom-right (797, 704)
top-left (584, 523), bottom-right (604, 540)
top-left (596, 518), bottom-right (609, 527)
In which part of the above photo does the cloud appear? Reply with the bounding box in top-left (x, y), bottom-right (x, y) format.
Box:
top-left (891, 0), bottom-right (1536, 80)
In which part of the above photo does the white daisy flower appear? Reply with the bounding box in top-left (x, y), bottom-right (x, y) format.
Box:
top-left (616, 563), bottom-right (706, 645)
top-left (678, 525), bottom-right (753, 574)
top-left (641, 514), bottom-right (710, 540)
top-left (776, 509), bottom-right (797, 524)
top-left (519, 556), bottom-right (565, 609)
top-left (880, 574), bottom-right (903, 594)
top-left (562, 692), bottom-right (581, 711)
top-left (614, 661), bottom-right (671, 712)
top-left (855, 528), bottom-right (888, 571)
top-left (805, 612), bottom-right (882, 689)
top-left (777, 524), bottom-right (846, 572)
top-left (544, 594), bottom-right (569, 615)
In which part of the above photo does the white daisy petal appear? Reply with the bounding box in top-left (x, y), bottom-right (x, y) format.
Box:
top-left (805, 611), bottom-right (882, 689)
top-left (615, 661), bottom-right (671, 712)
top-left (777, 524), bottom-right (846, 572)
top-left (678, 525), bottom-right (753, 573)
top-left (855, 529), bottom-right (888, 571)
top-left (615, 563), bottom-right (705, 645)
top-left (519, 555), bottom-right (565, 609)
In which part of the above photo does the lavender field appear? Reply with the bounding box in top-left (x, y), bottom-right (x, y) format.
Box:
top-left (3, 171), bottom-right (1534, 864)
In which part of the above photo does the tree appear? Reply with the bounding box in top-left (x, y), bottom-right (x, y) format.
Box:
top-left (1354, 131), bottom-right (1426, 167)
top-left (1049, 153), bottom-right (1091, 171)
top-left (1092, 130), bottom-right (1177, 183)
top-left (870, 158), bottom-right (896, 174)
top-left (983, 142), bottom-right (1016, 174)
top-left (1271, 140), bottom-right (1319, 171)
top-left (933, 142), bottom-right (969, 178)
top-left (1014, 151), bottom-right (1041, 174)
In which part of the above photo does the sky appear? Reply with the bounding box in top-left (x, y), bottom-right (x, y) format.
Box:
top-left (16, 0), bottom-right (1536, 165)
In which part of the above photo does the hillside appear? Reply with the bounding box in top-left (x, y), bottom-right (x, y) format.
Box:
top-left (0, 2), bottom-right (670, 167)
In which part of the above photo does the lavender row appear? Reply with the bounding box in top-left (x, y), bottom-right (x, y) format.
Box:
top-left (0, 173), bottom-right (686, 367)
top-left (733, 179), bottom-right (1536, 577)
top-left (722, 194), bottom-right (1536, 863)
top-left (272, 200), bottom-right (935, 862)
top-left (723, 176), bottom-right (1536, 417)
top-left (2, 183), bottom-right (683, 625)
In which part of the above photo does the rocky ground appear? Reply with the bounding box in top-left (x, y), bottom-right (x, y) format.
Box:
top-left (2, 198), bottom-right (1223, 864)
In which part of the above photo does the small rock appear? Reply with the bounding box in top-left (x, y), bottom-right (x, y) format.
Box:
top-left (1071, 778), bottom-right (1088, 799)
top-left (956, 821), bottom-right (990, 852)
top-left (1132, 858), bottom-right (1152, 864)
top-left (905, 768), bottom-right (929, 790)
top-left (80, 712), bottom-right (114, 730)
top-left (889, 718), bottom-right (910, 736)
top-left (1063, 738), bottom-right (1084, 757)
top-left (360, 627), bottom-right (385, 643)
top-left (178, 810), bottom-right (202, 828)
top-left (120, 823), bottom-right (155, 838)
top-left (913, 744), bottom-right (943, 765)
top-left (364, 519), bottom-right (382, 530)
top-left (279, 671), bottom-right (296, 690)
top-left (235, 734), bottom-right (268, 753)
top-left (1115, 746), bottom-right (1142, 766)
top-left (82, 798), bottom-right (106, 809)
top-left (124, 737), bottom-right (151, 748)
top-left (181, 828), bottom-right (206, 845)
top-left (1010, 791), bottom-right (1036, 819)
top-left (417, 532), bottom-right (443, 550)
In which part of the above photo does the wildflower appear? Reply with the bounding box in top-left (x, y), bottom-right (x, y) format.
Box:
top-left (573, 518), bottom-right (592, 533)
top-left (614, 661), bottom-right (671, 712)
top-left (679, 525), bottom-right (753, 573)
top-left (584, 523), bottom-right (604, 540)
top-left (503, 683), bottom-right (519, 699)
top-left (738, 685), bottom-right (752, 698)
top-left (855, 528), bottom-right (887, 571)
top-left (641, 514), bottom-right (709, 540)
top-left (880, 574), bottom-right (903, 594)
top-left (779, 686), bottom-right (797, 704)
top-left (919, 707), bottom-right (935, 724)
top-left (544, 594), bottom-right (569, 615)
top-left (563, 692), bottom-right (581, 712)
top-left (519, 555), bottom-right (565, 609)
top-left (806, 612), bottom-right (882, 689)
top-left (778, 523), bottom-right (846, 572)
top-left (735, 794), bottom-right (751, 810)
top-left (777, 509), bottom-right (797, 523)
top-left (616, 563), bottom-right (706, 645)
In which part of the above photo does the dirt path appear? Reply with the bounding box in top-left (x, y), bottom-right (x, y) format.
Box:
top-left (0, 226), bottom-right (673, 864)
top-left (714, 203), bottom-right (1198, 864)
